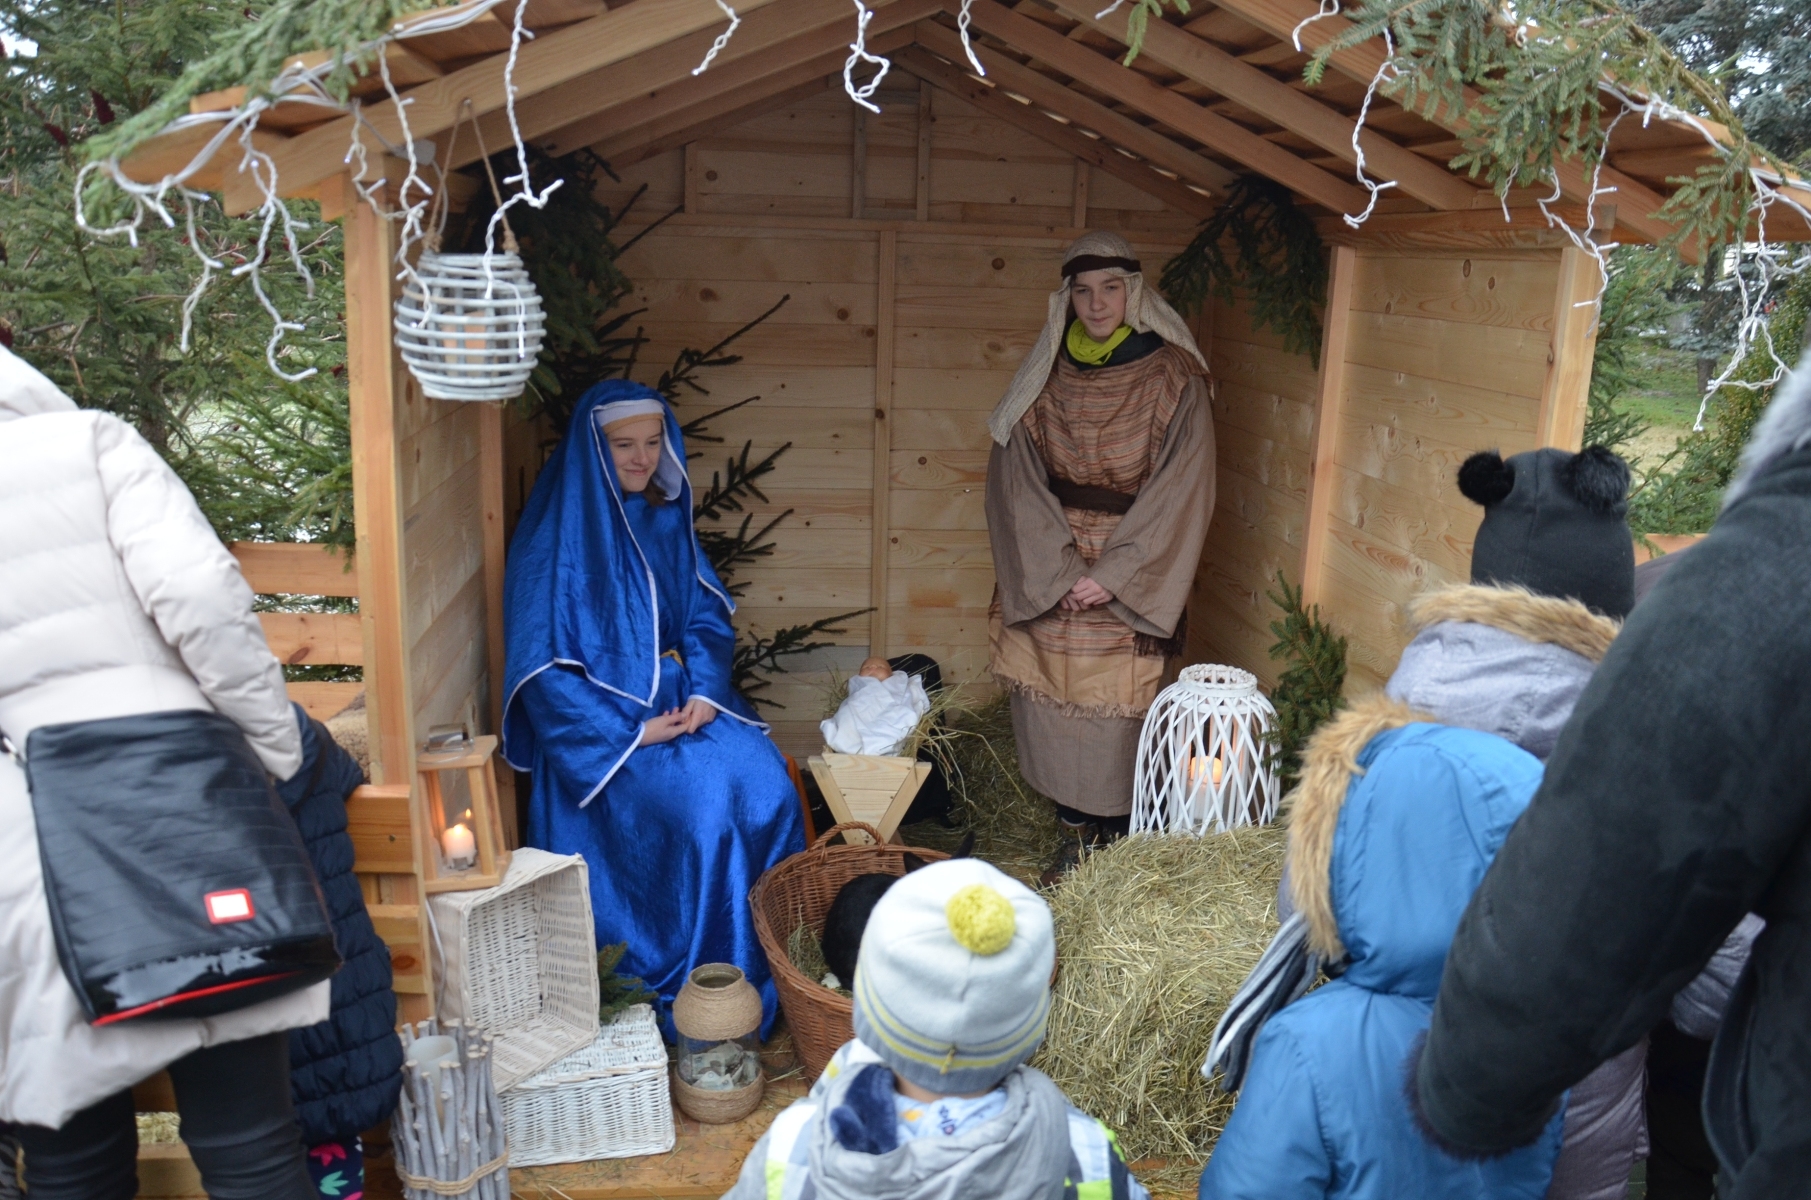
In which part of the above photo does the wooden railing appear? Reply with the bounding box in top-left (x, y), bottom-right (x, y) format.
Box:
top-left (230, 540), bottom-right (365, 719)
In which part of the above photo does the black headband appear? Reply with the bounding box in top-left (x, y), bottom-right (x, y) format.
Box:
top-left (1062, 254), bottom-right (1142, 278)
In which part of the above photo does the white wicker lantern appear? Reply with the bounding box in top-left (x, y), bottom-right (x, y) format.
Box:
top-left (1132, 664), bottom-right (1280, 836)
top-left (394, 248), bottom-right (545, 401)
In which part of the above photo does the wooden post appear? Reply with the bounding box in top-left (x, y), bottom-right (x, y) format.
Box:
top-left (1299, 244), bottom-right (1357, 608)
top-left (870, 230), bottom-right (898, 659)
top-left (477, 401), bottom-right (516, 845)
top-left (342, 173), bottom-right (416, 787)
top-left (851, 107), bottom-right (869, 220)
top-left (1072, 159), bottom-right (1090, 228)
top-left (1538, 244), bottom-right (1602, 450)
top-left (915, 79), bottom-right (932, 221)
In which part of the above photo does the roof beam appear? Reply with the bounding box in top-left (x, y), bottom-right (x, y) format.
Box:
top-left (961, 0), bottom-right (1366, 213)
top-left (533, 0), bottom-right (935, 160)
top-left (228, 0), bottom-right (791, 201)
top-left (1198, 0), bottom-right (1683, 248)
top-left (896, 44), bottom-right (1217, 218)
top-left (1044, 0), bottom-right (1477, 210)
top-left (913, 18), bottom-right (1238, 196)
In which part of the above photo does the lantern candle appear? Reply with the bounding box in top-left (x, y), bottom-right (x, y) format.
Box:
top-left (1186, 755), bottom-right (1225, 789)
top-left (441, 822), bottom-right (477, 870)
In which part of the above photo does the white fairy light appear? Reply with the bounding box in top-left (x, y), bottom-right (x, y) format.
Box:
top-left (957, 0), bottom-right (987, 76)
top-left (1341, 27), bottom-right (1399, 229)
top-left (1291, 0), bottom-right (1342, 51)
top-left (692, 0), bottom-right (742, 76)
top-left (843, 0), bottom-right (891, 114)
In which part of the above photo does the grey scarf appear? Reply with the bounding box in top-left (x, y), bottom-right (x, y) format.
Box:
top-left (808, 1063), bottom-right (1074, 1200)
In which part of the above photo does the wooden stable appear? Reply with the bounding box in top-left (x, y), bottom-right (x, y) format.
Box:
top-left (125, 0), bottom-right (1811, 947)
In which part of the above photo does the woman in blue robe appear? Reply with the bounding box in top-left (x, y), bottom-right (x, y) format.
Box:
top-left (501, 380), bottom-right (805, 1037)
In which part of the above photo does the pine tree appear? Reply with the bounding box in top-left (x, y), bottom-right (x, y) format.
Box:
top-left (1263, 572), bottom-right (1348, 791)
top-left (0, 0), bottom-right (351, 546)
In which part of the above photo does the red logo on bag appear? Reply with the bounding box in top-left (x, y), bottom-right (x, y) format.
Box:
top-left (204, 889), bottom-right (255, 924)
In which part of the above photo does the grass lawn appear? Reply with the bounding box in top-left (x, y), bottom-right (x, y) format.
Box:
top-left (1616, 342), bottom-right (1705, 468)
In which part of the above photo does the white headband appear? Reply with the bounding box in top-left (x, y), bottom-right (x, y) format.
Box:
top-left (595, 398), bottom-right (668, 430)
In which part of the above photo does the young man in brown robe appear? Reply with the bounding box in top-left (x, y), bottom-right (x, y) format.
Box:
top-left (984, 231), bottom-right (1215, 882)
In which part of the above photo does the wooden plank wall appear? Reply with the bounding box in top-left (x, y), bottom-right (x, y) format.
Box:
top-left (582, 77), bottom-right (1197, 755)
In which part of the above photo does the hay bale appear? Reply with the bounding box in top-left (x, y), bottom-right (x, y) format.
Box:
top-left (1033, 829), bottom-right (1285, 1189)
top-left (899, 695), bottom-right (1063, 886)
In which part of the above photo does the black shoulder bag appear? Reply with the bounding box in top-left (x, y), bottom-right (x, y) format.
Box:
top-left (5, 709), bottom-right (340, 1025)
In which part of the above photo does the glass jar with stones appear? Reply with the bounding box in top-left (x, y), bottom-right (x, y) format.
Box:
top-left (671, 963), bottom-right (765, 1123)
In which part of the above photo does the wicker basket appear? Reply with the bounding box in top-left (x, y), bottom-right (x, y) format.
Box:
top-left (499, 1004), bottom-right (676, 1167)
top-left (749, 822), bottom-right (948, 1081)
top-left (429, 847), bottom-right (600, 1091)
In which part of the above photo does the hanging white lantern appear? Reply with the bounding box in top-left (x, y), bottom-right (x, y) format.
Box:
top-left (394, 249), bottom-right (545, 402)
top-left (1132, 664), bottom-right (1280, 836)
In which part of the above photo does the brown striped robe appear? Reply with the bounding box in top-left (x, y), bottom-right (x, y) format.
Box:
top-left (985, 342), bottom-right (1214, 817)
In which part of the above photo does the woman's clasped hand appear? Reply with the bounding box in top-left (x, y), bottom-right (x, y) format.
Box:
top-left (639, 696), bottom-right (719, 745)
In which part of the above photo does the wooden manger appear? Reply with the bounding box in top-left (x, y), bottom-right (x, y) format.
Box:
top-left (806, 753), bottom-right (933, 843)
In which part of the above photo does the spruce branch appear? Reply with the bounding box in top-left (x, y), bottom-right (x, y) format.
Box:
top-left (1160, 177), bottom-right (1328, 364)
top-left (732, 609), bottom-right (875, 707)
top-left (1262, 571), bottom-right (1348, 790)
top-left (657, 293), bottom-right (791, 400)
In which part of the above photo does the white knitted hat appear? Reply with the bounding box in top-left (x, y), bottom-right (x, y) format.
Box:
top-left (851, 859), bottom-right (1056, 1094)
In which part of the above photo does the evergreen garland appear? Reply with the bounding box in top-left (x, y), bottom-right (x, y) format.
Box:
top-left (1263, 571), bottom-right (1349, 790)
top-left (1301, 0), bottom-right (1790, 258)
top-left (1159, 177), bottom-right (1329, 365)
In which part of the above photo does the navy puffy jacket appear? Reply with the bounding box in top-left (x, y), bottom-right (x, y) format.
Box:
top-left (276, 704), bottom-right (404, 1145)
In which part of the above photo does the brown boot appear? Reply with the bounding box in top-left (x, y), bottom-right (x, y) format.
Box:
top-left (1040, 822), bottom-right (1099, 889)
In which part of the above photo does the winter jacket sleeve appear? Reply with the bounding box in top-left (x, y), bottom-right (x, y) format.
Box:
top-left (1415, 453), bottom-right (1811, 1155)
top-left (1670, 914), bottom-right (1765, 1040)
top-left (91, 414), bottom-right (301, 779)
top-left (1197, 1022), bottom-right (1332, 1199)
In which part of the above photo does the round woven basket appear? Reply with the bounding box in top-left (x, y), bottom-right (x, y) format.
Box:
top-left (749, 822), bottom-right (950, 1081)
top-left (670, 1070), bottom-right (765, 1124)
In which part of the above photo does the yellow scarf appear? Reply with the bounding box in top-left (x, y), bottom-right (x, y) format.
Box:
top-left (1065, 319), bottom-right (1133, 366)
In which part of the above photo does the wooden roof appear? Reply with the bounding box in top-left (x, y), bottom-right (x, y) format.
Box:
top-left (123, 0), bottom-right (1811, 247)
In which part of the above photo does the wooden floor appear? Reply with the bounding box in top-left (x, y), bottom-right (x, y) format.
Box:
top-left (138, 1041), bottom-right (811, 1200)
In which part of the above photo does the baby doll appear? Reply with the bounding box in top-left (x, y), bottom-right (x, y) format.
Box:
top-left (820, 657), bottom-right (930, 756)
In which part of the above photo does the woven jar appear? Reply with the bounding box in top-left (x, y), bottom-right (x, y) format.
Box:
top-left (671, 963), bottom-right (765, 1123)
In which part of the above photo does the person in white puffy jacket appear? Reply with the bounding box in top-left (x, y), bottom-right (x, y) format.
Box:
top-left (0, 348), bottom-right (324, 1200)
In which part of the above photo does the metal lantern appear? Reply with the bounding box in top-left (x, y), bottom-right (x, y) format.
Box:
top-left (1132, 664), bottom-right (1281, 836)
top-left (394, 249), bottom-right (545, 402)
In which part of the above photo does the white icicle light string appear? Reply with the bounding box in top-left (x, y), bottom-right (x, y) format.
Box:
top-left (72, 0), bottom-right (547, 387)
top-left (844, 0), bottom-right (892, 113)
top-left (957, 0), bottom-right (987, 76)
top-left (693, 0), bottom-right (743, 75)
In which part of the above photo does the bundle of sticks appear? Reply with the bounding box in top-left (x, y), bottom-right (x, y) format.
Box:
top-left (394, 1017), bottom-right (509, 1199)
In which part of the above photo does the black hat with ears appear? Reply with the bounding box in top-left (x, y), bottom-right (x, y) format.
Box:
top-left (1458, 445), bottom-right (1636, 619)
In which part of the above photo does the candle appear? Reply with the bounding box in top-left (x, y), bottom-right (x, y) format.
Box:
top-left (441, 822), bottom-right (476, 870)
top-left (1186, 756), bottom-right (1225, 788)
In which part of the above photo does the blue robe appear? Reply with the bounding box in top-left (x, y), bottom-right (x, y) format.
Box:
top-left (501, 381), bottom-right (805, 1037)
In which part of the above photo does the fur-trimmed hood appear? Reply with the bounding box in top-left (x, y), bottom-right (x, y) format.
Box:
top-left (1285, 693), bottom-right (1544, 974)
top-left (1386, 584), bottom-right (1618, 762)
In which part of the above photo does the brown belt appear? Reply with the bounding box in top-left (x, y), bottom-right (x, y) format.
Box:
top-left (1047, 475), bottom-right (1137, 515)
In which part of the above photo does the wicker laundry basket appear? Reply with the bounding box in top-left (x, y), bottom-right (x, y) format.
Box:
top-left (500, 1003), bottom-right (675, 1166)
top-left (749, 822), bottom-right (948, 1081)
top-left (429, 847), bottom-right (600, 1091)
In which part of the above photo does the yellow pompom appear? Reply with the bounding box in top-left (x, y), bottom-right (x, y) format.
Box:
top-left (945, 884), bottom-right (1016, 955)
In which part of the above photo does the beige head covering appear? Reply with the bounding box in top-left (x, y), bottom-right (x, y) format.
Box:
top-left (987, 231), bottom-right (1206, 446)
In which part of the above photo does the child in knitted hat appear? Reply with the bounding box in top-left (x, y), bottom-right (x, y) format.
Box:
top-left (724, 859), bottom-right (1146, 1200)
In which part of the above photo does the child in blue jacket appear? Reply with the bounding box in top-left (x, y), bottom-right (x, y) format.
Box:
top-left (1198, 698), bottom-right (1565, 1200)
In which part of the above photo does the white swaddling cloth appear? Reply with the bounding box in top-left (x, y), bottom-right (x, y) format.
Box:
top-left (820, 672), bottom-right (931, 756)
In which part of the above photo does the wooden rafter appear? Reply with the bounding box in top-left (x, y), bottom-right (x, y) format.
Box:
top-left (962, 0), bottom-right (1367, 213)
top-left (532, 0), bottom-right (935, 160)
top-left (896, 44), bottom-right (1219, 218)
top-left (1197, 0), bottom-right (1686, 249)
top-left (1045, 0), bottom-right (1475, 209)
top-left (913, 18), bottom-right (1238, 196)
top-left (168, 0), bottom-right (792, 203)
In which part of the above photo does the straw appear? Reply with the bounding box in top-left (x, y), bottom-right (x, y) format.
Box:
top-left (1032, 828), bottom-right (1287, 1192)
